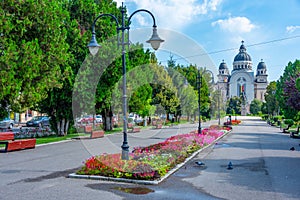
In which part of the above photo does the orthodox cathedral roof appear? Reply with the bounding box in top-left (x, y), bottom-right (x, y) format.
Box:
top-left (219, 60), bottom-right (228, 70)
top-left (257, 59), bottom-right (267, 69)
top-left (234, 41), bottom-right (252, 62)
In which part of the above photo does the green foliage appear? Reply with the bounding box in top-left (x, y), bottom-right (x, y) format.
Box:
top-left (226, 96), bottom-right (242, 115)
top-left (150, 63), bottom-right (180, 120)
top-left (296, 78), bottom-right (300, 91)
top-left (250, 99), bottom-right (262, 115)
top-left (276, 60), bottom-right (300, 120)
top-left (172, 64), bottom-right (211, 119)
top-left (284, 119), bottom-right (294, 127)
top-left (0, 0), bottom-right (70, 118)
top-left (264, 81), bottom-right (278, 116)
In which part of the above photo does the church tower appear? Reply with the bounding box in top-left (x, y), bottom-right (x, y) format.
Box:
top-left (254, 59), bottom-right (268, 101)
top-left (217, 60), bottom-right (230, 103)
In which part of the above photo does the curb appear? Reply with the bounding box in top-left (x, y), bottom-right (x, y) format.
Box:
top-left (68, 129), bottom-right (232, 185)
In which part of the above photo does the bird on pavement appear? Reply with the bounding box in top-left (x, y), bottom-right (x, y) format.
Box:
top-left (290, 147), bottom-right (295, 151)
top-left (227, 161), bottom-right (233, 170)
top-left (195, 161), bottom-right (205, 166)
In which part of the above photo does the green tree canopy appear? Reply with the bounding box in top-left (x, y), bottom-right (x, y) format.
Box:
top-left (276, 60), bottom-right (300, 119)
top-left (250, 99), bottom-right (262, 115)
top-left (264, 81), bottom-right (279, 116)
top-left (0, 0), bottom-right (70, 119)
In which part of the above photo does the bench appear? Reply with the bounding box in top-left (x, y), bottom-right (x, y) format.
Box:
top-left (84, 125), bottom-right (93, 133)
top-left (0, 132), bottom-right (36, 152)
top-left (90, 130), bottom-right (105, 139)
top-left (152, 121), bottom-right (162, 129)
top-left (127, 123), bottom-right (141, 133)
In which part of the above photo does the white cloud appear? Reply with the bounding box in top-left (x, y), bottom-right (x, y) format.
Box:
top-left (114, 0), bottom-right (223, 30)
top-left (286, 25), bottom-right (300, 33)
top-left (212, 16), bottom-right (256, 33)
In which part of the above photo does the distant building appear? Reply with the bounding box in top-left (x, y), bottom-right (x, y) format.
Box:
top-left (216, 41), bottom-right (268, 115)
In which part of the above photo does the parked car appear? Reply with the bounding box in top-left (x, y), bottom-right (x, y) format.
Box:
top-left (0, 117), bottom-right (14, 129)
top-left (95, 115), bottom-right (103, 123)
top-left (77, 115), bottom-right (94, 124)
top-left (26, 116), bottom-right (50, 127)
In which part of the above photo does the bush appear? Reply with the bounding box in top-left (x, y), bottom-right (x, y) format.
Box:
top-left (284, 119), bottom-right (294, 127)
top-left (262, 114), bottom-right (268, 120)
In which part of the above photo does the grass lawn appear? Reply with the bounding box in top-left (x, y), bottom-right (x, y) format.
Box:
top-left (35, 133), bottom-right (87, 145)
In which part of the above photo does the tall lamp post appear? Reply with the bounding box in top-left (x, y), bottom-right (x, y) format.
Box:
top-left (87, 4), bottom-right (164, 160)
top-left (196, 69), bottom-right (214, 134)
top-left (197, 71), bottom-right (202, 134)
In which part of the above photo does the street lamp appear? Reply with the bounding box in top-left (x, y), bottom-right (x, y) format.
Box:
top-left (196, 69), bottom-right (214, 134)
top-left (197, 70), bottom-right (202, 134)
top-left (87, 3), bottom-right (164, 160)
top-left (217, 85), bottom-right (221, 126)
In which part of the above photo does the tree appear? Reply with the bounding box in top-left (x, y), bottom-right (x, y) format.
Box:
top-left (296, 78), bottom-right (300, 91)
top-left (264, 81), bottom-right (279, 116)
top-left (250, 99), bottom-right (262, 115)
top-left (226, 96), bottom-right (242, 115)
top-left (276, 60), bottom-right (300, 119)
top-left (180, 85), bottom-right (198, 121)
top-left (173, 64), bottom-right (211, 120)
top-left (0, 0), bottom-right (70, 119)
top-left (151, 62), bottom-right (180, 121)
top-left (35, 0), bottom-right (122, 134)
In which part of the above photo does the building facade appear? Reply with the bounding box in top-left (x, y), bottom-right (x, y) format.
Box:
top-left (216, 41), bottom-right (268, 115)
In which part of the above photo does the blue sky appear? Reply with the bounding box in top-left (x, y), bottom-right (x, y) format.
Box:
top-left (114, 0), bottom-right (300, 81)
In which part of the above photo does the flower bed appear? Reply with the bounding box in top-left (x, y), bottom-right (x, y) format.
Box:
top-left (77, 125), bottom-right (231, 181)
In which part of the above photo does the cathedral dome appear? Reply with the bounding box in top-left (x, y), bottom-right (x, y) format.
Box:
top-left (219, 60), bottom-right (228, 70)
top-left (234, 41), bottom-right (252, 62)
top-left (257, 59), bottom-right (267, 69)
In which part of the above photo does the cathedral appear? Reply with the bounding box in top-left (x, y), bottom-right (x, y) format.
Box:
top-left (216, 41), bottom-right (268, 115)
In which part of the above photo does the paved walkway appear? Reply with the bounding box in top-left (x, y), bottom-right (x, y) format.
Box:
top-left (0, 116), bottom-right (300, 200)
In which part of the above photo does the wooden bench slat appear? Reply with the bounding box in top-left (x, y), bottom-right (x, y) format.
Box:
top-left (6, 139), bottom-right (36, 152)
top-left (127, 123), bottom-right (141, 133)
top-left (0, 132), bottom-right (14, 141)
top-left (90, 130), bottom-right (104, 139)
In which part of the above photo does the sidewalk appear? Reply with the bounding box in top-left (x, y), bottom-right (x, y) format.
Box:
top-left (181, 116), bottom-right (300, 200)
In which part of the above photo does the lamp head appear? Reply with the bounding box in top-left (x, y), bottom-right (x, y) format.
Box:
top-left (146, 27), bottom-right (164, 50)
top-left (87, 33), bottom-right (101, 56)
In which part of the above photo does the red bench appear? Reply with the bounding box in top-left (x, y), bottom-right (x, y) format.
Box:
top-left (0, 132), bottom-right (36, 152)
top-left (84, 125), bottom-right (93, 133)
top-left (127, 123), bottom-right (141, 133)
top-left (90, 130), bottom-right (105, 139)
top-left (152, 121), bottom-right (162, 129)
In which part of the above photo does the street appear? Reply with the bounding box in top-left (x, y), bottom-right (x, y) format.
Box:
top-left (0, 116), bottom-right (300, 200)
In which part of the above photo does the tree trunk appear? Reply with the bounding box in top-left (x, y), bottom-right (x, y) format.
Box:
top-left (61, 118), bottom-right (65, 136)
top-left (102, 109), bottom-right (113, 131)
top-left (57, 121), bottom-right (60, 135)
top-left (65, 120), bottom-right (69, 135)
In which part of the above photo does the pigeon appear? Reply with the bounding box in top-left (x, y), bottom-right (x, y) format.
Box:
top-left (195, 161), bottom-right (205, 166)
top-left (227, 161), bottom-right (233, 170)
top-left (290, 147), bottom-right (295, 151)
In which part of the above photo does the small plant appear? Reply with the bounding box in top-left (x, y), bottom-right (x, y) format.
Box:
top-left (284, 119), bottom-right (294, 127)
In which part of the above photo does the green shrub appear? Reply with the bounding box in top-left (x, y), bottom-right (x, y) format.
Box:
top-left (262, 114), bottom-right (268, 120)
top-left (284, 119), bottom-right (294, 127)
top-left (273, 116), bottom-right (279, 122)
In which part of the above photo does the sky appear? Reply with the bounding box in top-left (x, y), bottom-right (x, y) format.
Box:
top-left (114, 0), bottom-right (300, 81)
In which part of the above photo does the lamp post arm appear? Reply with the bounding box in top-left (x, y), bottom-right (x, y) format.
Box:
top-left (128, 9), bottom-right (157, 28)
top-left (91, 13), bottom-right (120, 34)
